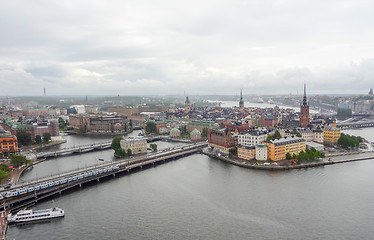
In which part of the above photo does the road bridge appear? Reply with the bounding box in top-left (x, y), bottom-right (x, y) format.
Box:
top-left (0, 142), bottom-right (207, 211)
top-left (337, 121), bottom-right (374, 129)
top-left (36, 136), bottom-right (166, 159)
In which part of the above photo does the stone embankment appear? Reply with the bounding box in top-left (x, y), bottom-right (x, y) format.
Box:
top-left (202, 149), bottom-right (374, 170)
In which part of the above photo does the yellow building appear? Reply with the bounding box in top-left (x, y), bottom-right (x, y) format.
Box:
top-left (120, 138), bottom-right (147, 155)
top-left (323, 125), bottom-right (341, 146)
top-left (237, 145), bottom-right (255, 160)
top-left (264, 137), bottom-right (306, 161)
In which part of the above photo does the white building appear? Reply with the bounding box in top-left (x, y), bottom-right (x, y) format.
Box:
top-left (255, 144), bottom-right (268, 161)
top-left (237, 130), bottom-right (268, 146)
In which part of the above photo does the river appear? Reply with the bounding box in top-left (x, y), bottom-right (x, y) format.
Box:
top-left (7, 128), bottom-right (374, 239)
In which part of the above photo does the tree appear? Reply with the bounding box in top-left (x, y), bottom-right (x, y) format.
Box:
top-left (0, 163), bottom-right (11, 180)
top-left (266, 135), bottom-right (273, 141)
top-left (35, 135), bottom-right (42, 144)
top-left (10, 154), bottom-right (32, 168)
top-left (150, 143), bottom-right (157, 152)
top-left (179, 125), bottom-right (188, 135)
top-left (127, 149), bottom-right (132, 156)
top-left (111, 136), bottom-right (123, 151)
top-left (17, 131), bottom-right (32, 146)
top-left (296, 132), bottom-right (302, 138)
top-left (129, 119), bottom-right (133, 129)
top-left (43, 132), bottom-right (51, 143)
top-left (229, 147), bottom-right (238, 156)
top-left (146, 121), bottom-right (157, 134)
top-left (338, 133), bottom-right (363, 149)
top-left (202, 127), bottom-right (208, 138)
top-left (124, 123), bottom-right (128, 132)
top-left (273, 130), bottom-right (282, 139)
top-left (286, 152), bottom-right (292, 160)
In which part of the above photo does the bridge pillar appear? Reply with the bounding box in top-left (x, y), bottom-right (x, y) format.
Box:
top-left (97, 178), bottom-right (100, 182)
top-left (112, 173), bottom-right (115, 177)
top-left (59, 191), bottom-right (61, 195)
top-left (79, 183), bottom-right (82, 188)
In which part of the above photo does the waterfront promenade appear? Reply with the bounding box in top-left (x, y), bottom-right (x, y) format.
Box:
top-left (203, 149), bottom-right (374, 170)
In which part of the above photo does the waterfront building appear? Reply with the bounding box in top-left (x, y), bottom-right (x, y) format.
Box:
top-left (323, 125), bottom-right (341, 146)
top-left (264, 137), bottom-right (306, 161)
top-left (69, 114), bottom-right (127, 133)
top-left (120, 138), bottom-right (147, 155)
top-left (255, 144), bottom-right (268, 161)
top-left (0, 126), bottom-right (18, 154)
top-left (300, 84), bottom-right (310, 127)
top-left (313, 129), bottom-right (324, 144)
top-left (169, 128), bottom-right (181, 138)
top-left (237, 145), bottom-right (255, 160)
top-left (208, 128), bottom-right (236, 154)
top-left (237, 130), bottom-right (268, 146)
top-left (190, 128), bottom-right (202, 141)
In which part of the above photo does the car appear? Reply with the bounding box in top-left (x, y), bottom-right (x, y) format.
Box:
top-left (4, 183), bottom-right (12, 189)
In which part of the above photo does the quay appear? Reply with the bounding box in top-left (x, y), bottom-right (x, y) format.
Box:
top-left (203, 149), bottom-right (374, 170)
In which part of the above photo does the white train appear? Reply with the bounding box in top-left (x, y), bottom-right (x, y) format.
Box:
top-left (0, 164), bottom-right (120, 200)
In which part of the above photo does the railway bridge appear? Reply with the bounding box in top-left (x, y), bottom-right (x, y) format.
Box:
top-left (1, 142), bottom-right (207, 211)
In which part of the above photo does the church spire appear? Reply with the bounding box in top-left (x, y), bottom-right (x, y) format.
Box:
top-left (239, 89), bottom-right (244, 110)
top-left (302, 83), bottom-right (308, 107)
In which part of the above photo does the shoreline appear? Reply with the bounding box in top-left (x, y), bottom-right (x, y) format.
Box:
top-left (202, 149), bottom-right (374, 170)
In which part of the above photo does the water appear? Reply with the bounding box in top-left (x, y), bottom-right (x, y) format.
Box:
top-left (7, 128), bottom-right (374, 239)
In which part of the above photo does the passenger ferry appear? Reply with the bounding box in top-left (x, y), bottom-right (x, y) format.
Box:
top-left (7, 207), bottom-right (64, 223)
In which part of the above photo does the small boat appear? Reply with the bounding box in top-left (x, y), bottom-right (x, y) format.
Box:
top-left (98, 158), bottom-right (105, 161)
top-left (7, 207), bottom-right (64, 224)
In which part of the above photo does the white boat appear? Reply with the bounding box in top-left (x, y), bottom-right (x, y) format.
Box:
top-left (7, 207), bottom-right (64, 223)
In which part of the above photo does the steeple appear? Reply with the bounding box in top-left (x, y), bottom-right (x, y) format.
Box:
top-left (239, 89), bottom-right (244, 111)
top-left (302, 83), bottom-right (308, 107)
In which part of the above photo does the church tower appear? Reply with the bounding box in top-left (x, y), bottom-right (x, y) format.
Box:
top-left (185, 96), bottom-right (191, 113)
top-left (300, 83), bottom-right (310, 127)
top-left (239, 89), bottom-right (244, 111)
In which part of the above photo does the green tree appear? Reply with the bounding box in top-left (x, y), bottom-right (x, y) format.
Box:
top-left (150, 143), bottom-right (158, 152)
top-left (35, 135), bottom-right (42, 144)
top-left (146, 121), bottom-right (157, 134)
top-left (111, 136), bottom-right (123, 151)
top-left (273, 130), bottom-right (282, 139)
top-left (129, 119), bottom-right (133, 129)
top-left (124, 123), bottom-right (128, 132)
top-left (10, 154), bottom-right (32, 168)
top-left (286, 152), bottom-right (292, 160)
top-left (43, 132), bottom-right (51, 143)
top-left (17, 131), bottom-right (32, 146)
top-left (202, 127), bottom-right (208, 138)
top-left (267, 135), bottom-right (273, 141)
top-left (127, 149), bottom-right (132, 156)
top-left (296, 132), bottom-right (302, 138)
top-left (229, 147), bottom-right (238, 156)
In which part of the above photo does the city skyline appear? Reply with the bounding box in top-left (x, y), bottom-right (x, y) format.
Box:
top-left (1, 0), bottom-right (374, 96)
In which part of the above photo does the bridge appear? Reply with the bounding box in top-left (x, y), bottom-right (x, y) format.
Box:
top-left (336, 120), bottom-right (374, 129)
top-left (1, 142), bottom-right (208, 211)
top-left (36, 136), bottom-right (164, 159)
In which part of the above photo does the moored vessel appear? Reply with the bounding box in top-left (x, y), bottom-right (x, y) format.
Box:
top-left (7, 207), bottom-right (64, 224)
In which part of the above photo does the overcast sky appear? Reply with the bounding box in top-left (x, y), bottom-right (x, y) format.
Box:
top-left (1, 0), bottom-right (374, 96)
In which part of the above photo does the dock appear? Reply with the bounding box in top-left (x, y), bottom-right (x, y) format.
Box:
top-left (0, 210), bottom-right (10, 240)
